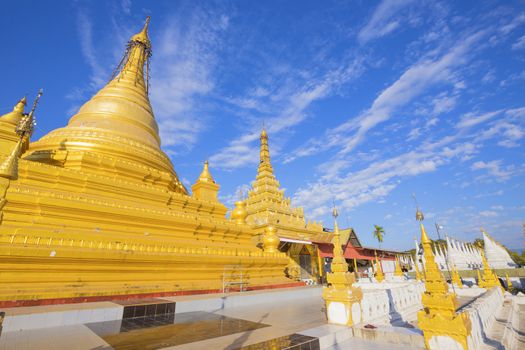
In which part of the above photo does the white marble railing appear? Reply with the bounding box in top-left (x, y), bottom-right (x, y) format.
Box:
top-left (502, 293), bottom-right (525, 350)
top-left (465, 287), bottom-right (504, 350)
top-left (356, 281), bottom-right (425, 325)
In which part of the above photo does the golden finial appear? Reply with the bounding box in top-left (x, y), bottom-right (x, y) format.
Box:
top-left (260, 127), bottom-right (268, 139)
top-left (131, 16), bottom-right (151, 49)
top-left (332, 206), bottom-right (339, 220)
top-left (14, 97), bottom-right (27, 114)
top-left (412, 193), bottom-right (424, 221)
top-left (1, 97), bottom-right (27, 125)
top-left (197, 160), bottom-right (215, 183)
top-left (15, 89), bottom-right (42, 139)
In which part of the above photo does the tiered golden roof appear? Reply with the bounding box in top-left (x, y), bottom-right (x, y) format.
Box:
top-left (242, 129), bottom-right (323, 239)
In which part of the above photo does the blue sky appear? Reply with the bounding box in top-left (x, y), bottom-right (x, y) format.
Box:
top-left (1, 0), bottom-right (524, 251)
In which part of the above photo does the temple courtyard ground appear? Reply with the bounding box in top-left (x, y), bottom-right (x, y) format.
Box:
top-left (0, 285), bottom-right (523, 350)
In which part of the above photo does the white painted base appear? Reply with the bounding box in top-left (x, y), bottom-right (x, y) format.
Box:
top-left (429, 335), bottom-right (464, 350)
top-left (327, 301), bottom-right (350, 325)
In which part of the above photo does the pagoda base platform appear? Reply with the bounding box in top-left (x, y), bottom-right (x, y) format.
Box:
top-left (0, 281), bottom-right (306, 308)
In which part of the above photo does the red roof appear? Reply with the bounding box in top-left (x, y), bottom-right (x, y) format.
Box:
top-left (317, 243), bottom-right (396, 261)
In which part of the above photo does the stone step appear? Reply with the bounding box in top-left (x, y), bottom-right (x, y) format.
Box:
top-left (353, 325), bottom-right (425, 349)
top-left (298, 324), bottom-right (354, 349)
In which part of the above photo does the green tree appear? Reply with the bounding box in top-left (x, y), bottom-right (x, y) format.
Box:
top-left (473, 238), bottom-right (484, 249)
top-left (373, 225), bottom-right (385, 247)
top-left (509, 251), bottom-right (524, 266)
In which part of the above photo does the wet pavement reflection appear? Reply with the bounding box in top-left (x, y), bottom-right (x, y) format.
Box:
top-left (86, 311), bottom-right (270, 350)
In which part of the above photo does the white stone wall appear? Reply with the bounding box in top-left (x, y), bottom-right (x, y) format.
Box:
top-left (380, 260), bottom-right (396, 274)
top-left (414, 236), bottom-right (484, 271)
top-left (483, 232), bottom-right (518, 269)
top-left (501, 293), bottom-right (525, 350)
top-left (465, 287), bottom-right (504, 350)
top-left (356, 281), bottom-right (425, 325)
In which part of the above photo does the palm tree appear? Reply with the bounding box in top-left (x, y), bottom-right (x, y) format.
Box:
top-left (373, 225), bottom-right (385, 248)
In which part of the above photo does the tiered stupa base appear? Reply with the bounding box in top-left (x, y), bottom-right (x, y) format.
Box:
top-left (0, 160), bottom-right (291, 306)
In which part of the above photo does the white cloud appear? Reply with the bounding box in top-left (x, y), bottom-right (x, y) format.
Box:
top-left (151, 9), bottom-right (229, 151)
top-left (121, 0), bottom-right (132, 15)
top-left (219, 183), bottom-right (251, 208)
top-left (288, 30), bottom-right (486, 162)
top-left (472, 110), bottom-right (525, 148)
top-left (471, 160), bottom-right (513, 181)
top-left (479, 210), bottom-right (498, 218)
top-left (456, 110), bottom-right (502, 129)
top-left (499, 13), bottom-right (525, 35)
top-left (512, 34), bottom-right (525, 50)
top-left (211, 58), bottom-right (365, 169)
top-left (76, 10), bottom-right (107, 89)
top-left (358, 0), bottom-right (416, 43)
top-left (432, 93), bottom-right (458, 115)
top-left (293, 138), bottom-right (477, 218)
top-left (473, 190), bottom-right (503, 198)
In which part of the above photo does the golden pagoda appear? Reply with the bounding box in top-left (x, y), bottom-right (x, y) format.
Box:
top-left (414, 255), bottom-right (423, 281)
top-left (237, 128), bottom-right (325, 280)
top-left (374, 250), bottom-right (384, 282)
top-left (451, 264), bottom-right (463, 288)
top-left (416, 208), bottom-right (471, 350)
top-left (505, 273), bottom-right (513, 291)
top-left (478, 246), bottom-right (501, 291)
top-left (0, 18), bottom-right (294, 305)
top-left (394, 255), bottom-right (403, 277)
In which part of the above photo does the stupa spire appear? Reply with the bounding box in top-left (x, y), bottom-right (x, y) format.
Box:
top-left (27, 17), bottom-right (186, 193)
top-left (191, 160), bottom-right (221, 203)
top-left (198, 160), bottom-right (215, 183)
top-left (257, 128), bottom-right (274, 178)
top-left (0, 97), bottom-right (26, 125)
top-left (0, 90), bottom-right (42, 179)
top-left (112, 16), bottom-right (152, 90)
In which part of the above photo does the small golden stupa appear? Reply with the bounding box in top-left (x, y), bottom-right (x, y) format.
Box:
top-left (416, 207), bottom-right (472, 350)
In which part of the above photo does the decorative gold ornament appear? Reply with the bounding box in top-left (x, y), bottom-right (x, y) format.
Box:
top-left (231, 200), bottom-right (248, 224)
top-left (263, 225), bottom-right (280, 253)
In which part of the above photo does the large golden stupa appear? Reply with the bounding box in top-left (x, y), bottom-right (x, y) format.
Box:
top-left (0, 18), bottom-right (326, 306)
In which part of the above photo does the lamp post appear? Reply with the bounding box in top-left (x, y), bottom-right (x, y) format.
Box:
top-left (435, 223), bottom-right (455, 293)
